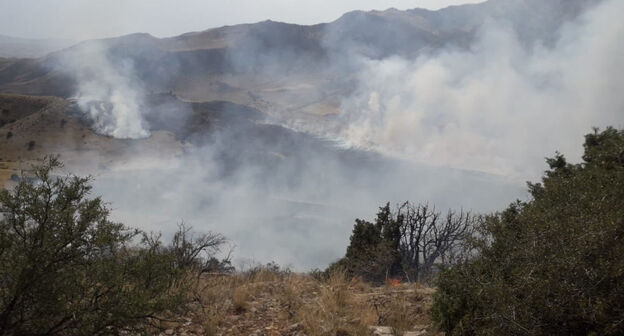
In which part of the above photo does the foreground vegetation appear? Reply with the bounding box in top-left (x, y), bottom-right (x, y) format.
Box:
top-left (431, 127), bottom-right (624, 335)
top-left (0, 157), bottom-right (228, 335)
top-left (327, 127), bottom-right (624, 335)
top-left (185, 265), bottom-right (437, 335)
top-left (1, 127), bottom-right (623, 335)
top-left (329, 202), bottom-right (476, 284)
top-left (0, 157), bottom-right (439, 336)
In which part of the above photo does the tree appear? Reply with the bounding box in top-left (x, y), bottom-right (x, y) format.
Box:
top-left (332, 202), bottom-right (476, 283)
top-left (335, 204), bottom-right (402, 283)
top-left (0, 157), bottom-right (226, 336)
top-left (396, 203), bottom-right (475, 282)
top-left (168, 222), bottom-right (227, 273)
top-left (432, 127), bottom-right (624, 336)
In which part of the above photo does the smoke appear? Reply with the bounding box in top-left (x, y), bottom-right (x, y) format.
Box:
top-left (316, 0), bottom-right (623, 180)
top-left (90, 126), bottom-right (521, 270)
top-left (57, 40), bottom-right (151, 139)
top-left (41, 0), bottom-right (622, 269)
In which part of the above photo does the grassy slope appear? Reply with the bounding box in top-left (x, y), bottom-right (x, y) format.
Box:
top-left (168, 270), bottom-right (439, 336)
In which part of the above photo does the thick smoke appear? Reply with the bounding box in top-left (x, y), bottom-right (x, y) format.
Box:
top-left (315, 0), bottom-right (624, 180)
top-left (58, 41), bottom-right (151, 139)
top-left (91, 128), bottom-right (521, 270)
top-left (49, 0), bottom-right (622, 269)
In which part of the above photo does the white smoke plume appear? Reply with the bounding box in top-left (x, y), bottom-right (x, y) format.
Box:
top-left (318, 0), bottom-right (623, 181)
top-left (60, 41), bottom-right (150, 139)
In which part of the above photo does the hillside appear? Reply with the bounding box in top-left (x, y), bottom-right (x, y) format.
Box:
top-left (0, 0), bottom-right (601, 119)
top-left (0, 35), bottom-right (75, 58)
top-left (0, 93), bottom-right (185, 185)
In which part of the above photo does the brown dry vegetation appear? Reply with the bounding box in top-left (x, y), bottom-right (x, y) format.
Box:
top-left (157, 269), bottom-right (440, 336)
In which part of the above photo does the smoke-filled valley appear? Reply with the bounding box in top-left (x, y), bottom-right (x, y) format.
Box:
top-left (1, 0), bottom-right (622, 270)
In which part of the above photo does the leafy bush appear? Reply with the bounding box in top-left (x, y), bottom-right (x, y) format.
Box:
top-left (0, 157), bottom-right (226, 335)
top-left (431, 127), bottom-right (624, 335)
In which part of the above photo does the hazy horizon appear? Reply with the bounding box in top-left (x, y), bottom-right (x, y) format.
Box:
top-left (0, 0), bottom-right (485, 40)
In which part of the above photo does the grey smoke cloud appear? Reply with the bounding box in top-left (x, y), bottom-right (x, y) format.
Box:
top-left (38, 0), bottom-right (622, 270)
top-left (316, 0), bottom-right (624, 181)
top-left (91, 132), bottom-right (521, 270)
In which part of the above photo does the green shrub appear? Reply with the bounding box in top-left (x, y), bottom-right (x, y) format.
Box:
top-left (432, 127), bottom-right (624, 335)
top-left (330, 203), bottom-right (402, 284)
top-left (0, 157), bottom-right (226, 335)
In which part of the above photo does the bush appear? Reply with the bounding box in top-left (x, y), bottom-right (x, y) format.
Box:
top-left (328, 203), bottom-right (402, 284)
top-left (242, 261), bottom-right (291, 282)
top-left (0, 157), bottom-right (226, 335)
top-left (431, 127), bottom-right (624, 335)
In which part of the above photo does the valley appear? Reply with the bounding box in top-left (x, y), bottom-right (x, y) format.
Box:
top-left (0, 0), bottom-right (608, 268)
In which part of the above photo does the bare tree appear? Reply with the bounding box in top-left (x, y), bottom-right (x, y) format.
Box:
top-left (396, 202), bottom-right (476, 282)
top-left (169, 222), bottom-right (227, 273)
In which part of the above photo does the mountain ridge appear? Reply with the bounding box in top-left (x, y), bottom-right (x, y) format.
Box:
top-left (0, 0), bottom-right (601, 117)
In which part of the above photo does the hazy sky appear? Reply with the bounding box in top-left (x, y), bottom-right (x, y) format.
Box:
top-left (1, 0), bottom-right (484, 40)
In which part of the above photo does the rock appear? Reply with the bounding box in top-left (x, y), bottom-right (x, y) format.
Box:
top-left (403, 331), bottom-right (427, 336)
top-left (369, 326), bottom-right (394, 336)
top-left (249, 328), bottom-right (264, 336)
top-left (286, 323), bottom-right (303, 333)
top-left (164, 329), bottom-right (175, 335)
top-left (412, 324), bottom-right (428, 330)
top-left (406, 323), bottom-right (429, 335)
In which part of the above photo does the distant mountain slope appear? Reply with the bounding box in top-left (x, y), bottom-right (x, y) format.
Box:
top-left (0, 35), bottom-right (76, 58)
top-left (0, 0), bottom-right (601, 99)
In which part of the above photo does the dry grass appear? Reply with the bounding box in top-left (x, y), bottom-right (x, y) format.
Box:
top-left (232, 285), bottom-right (251, 313)
top-left (297, 270), bottom-right (377, 335)
top-left (178, 269), bottom-right (439, 336)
